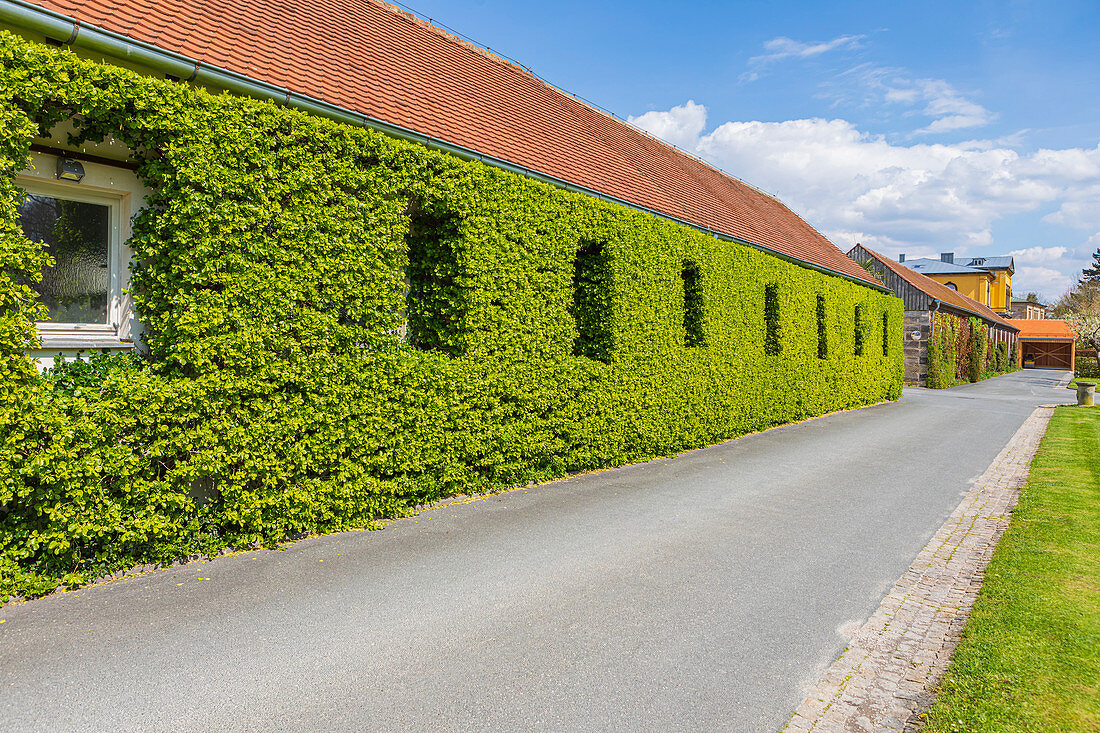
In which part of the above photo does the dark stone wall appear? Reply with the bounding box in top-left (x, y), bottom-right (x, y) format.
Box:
top-left (903, 311), bottom-right (931, 386)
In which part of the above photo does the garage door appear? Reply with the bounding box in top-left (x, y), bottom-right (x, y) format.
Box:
top-left (1021, 340), bottom-right (1073, 369)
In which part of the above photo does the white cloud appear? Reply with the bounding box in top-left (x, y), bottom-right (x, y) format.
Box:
top-left (629, 103), bottom-right (1100, 300)
top-left (742, 36), bottom-right (993, 136)
top-left (1008, 247), bottom-right (1082, 298)
top-left (1033, 151), bottom-right (1100, 229)
top-left (627, 100), bottom-right (707, 151)
top-left (1043, 190), bottom-right (1100, 229)
top-left (1008, 245), bottom-right (1068, 264)
top-left (820, 66), bottom-right (995, 134)
top-left (912, 79), bottom-right (994, 134)
top-left (691, 117), bottom-right (1050, 247)
top-left (741, 34), bottom-right (864, 82)
top-left (1014, 266), bottom-right (1074, 298)
top-left (752, 34), bottom-right (865, 63)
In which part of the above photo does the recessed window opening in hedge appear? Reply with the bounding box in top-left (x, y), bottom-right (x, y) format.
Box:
top-left (817, 295), bottom-right (828, 359)
top-left (571, 240), bottom-right (613, 362)
top-left (882, 313), bottom-right (889, 356)
top-left (15, 149), bottom-right (149, 352)
top-left (764, 283), bottom-right (780, 356)
top-left (405, 200), bottom-right (462, 353)
top-left (854, 304), bottom-right (865, 356)
top-left (681, 260), bottom-right (705, 347)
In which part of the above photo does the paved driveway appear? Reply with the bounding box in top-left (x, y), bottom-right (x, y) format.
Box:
top-left (0, 370), bottom-right (1072, 732)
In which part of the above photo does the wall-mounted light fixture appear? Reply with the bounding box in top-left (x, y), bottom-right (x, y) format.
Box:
top-left (56, 157), bottom-right (85, 182)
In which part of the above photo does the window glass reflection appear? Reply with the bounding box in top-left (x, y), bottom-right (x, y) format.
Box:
top-left (18, 194), bottom-right (110, 324)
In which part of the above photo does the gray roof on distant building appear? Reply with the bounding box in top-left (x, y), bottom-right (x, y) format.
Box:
top-left (903, 258), bottom-right (991, 275)
top-left (963, 256), bottom-right (1014, 270)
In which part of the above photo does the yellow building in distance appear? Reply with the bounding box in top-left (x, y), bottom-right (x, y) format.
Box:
top-left (897, 253), bottom-right (1014, 315)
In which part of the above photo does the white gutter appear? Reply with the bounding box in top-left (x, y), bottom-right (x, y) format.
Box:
top-left (0, 0), bottom-right (893, 294)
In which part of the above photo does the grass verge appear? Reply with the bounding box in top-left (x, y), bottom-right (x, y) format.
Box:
top-left (922, 405), bottom-right (1100, 732)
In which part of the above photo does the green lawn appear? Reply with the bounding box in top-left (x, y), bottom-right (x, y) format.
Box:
top-left (923, 406), bottom-right (1100, 733)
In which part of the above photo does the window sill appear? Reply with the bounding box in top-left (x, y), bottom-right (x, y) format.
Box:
top-left (32, 336), bottom-right (134, 351)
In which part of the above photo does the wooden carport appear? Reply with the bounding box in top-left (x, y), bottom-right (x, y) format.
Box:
top-left (1008, 319), bottom-right (1076, 370)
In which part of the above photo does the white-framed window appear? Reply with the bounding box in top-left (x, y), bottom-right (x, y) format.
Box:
top-left (16, 151), bottom-right (148, 351)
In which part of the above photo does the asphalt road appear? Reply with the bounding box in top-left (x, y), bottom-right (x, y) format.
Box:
top-left (0, 370), bottom-right (1072, 732)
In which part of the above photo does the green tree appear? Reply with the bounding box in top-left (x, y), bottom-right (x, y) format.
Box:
top-left (1081, 247), bottom-right (1100, 282)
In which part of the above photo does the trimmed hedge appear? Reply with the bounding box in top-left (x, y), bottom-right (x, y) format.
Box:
top-left (0, 33), bottom-right (903, 597)
top-left (1075, 354), bottom-right (1099, 379)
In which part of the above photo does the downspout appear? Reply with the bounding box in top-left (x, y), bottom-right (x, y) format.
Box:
top-left (0, 0), bottom-right (892, 295)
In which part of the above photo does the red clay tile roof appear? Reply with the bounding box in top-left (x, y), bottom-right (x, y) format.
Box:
top-left (853, 246), bottom-right (1019, 331)
top-left (1008, 319), bottom-right (1076, 340)
top-left (22, 0), bottom-right (881, 287)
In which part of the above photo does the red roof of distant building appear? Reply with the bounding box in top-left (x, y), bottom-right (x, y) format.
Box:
top-left (21, 0), bottom-right (880, 287)
top-left (851, 246), bottom-right (1018, 330)
top-left (1008, 319), bottom-right (1076, 340)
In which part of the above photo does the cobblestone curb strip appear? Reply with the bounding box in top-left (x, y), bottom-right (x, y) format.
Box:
top-left (784, 405), bottom-right (1057, 733)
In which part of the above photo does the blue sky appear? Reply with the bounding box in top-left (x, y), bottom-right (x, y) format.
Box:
top-left (399, 0), bottom-right (1100, 300)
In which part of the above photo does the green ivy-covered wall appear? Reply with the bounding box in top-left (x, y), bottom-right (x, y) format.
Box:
top-left (0, 33), bottom-right (903, 597)
top-left (927, 311), bottom-right (1019, 389)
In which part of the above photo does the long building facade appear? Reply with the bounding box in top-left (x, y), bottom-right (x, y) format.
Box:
top-left (0, 1), bottom-right (904, 593)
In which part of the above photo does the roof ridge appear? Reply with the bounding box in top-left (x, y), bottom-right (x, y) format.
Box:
top-left (369, 0), bottom-right (540, 79)
top-left (367, 0), bottom-right (829, 247)
top-left (368, 0), bottom-right (787, 207)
